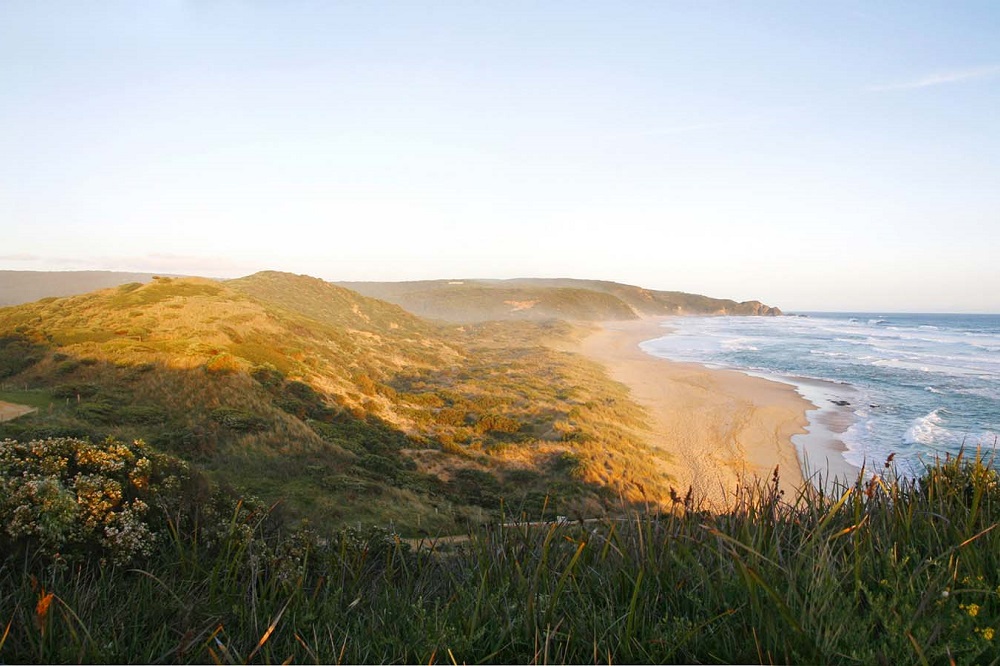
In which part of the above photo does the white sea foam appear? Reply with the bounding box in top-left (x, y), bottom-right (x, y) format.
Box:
top-left (905, 410), bottom-right (948, 446)
top-left (640, 313), bottom-right (1000, 477)
top-left (721, 337), bottom-right (758, 352)
top-left (809, 350), bottom-right (848, 358)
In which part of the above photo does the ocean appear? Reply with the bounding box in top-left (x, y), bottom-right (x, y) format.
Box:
top-left (638, 313), bottom-right (1000, 480)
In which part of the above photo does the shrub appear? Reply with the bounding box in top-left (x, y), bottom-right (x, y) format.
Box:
top-left (119, 405), bottom-right (168, 425)
top-left (55, 360), bottom-right (81, 376)
top-left (250, 365), bottom-right (284, 388)
top-left (76, 401), bottom-right (118, 425)
top-left (436, 407), bottom-right (468, 427)
top-left (209, 407), bottom-right (268, 432)
top-left (51, 384), bottom-right (100, 400)
top-left (475, 413), bottom-right (521, 434)
top-left (0, 437), bottom-right (187, 565)
top-left (0, 334), bottom-right (44, 378)
top-left (204, 353), bottom-right (241, 374)
top-left (152, 426), bottom-right (215, 458)
top-left (446, 468), bottom-right (501, 509)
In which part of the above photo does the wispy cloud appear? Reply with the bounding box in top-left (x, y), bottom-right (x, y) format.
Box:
top-left (868, 65), bottom-right (1000, 91)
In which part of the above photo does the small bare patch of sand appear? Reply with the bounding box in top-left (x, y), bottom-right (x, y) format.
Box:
top-left (0, 400), bottom-right (36, 422)
top-left (576, 318), bottom-right (809, 509)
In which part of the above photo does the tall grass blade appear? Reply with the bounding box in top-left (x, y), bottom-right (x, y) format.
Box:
top-left (247, 598), bottom-right (292, 661)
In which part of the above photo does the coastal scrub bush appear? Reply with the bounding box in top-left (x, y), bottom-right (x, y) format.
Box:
top-left (0, 437), bottom-right (188, 565)
top-left (209, 407), bottom-right (268, 432)
top-left (51, 383), bottom-right (99, 400)
top-left (0, 334), bottom-right (45, 378)
top-left (250, 365), bottom-right (284, 388)
top-left (1, 454), bottom-right (1000, 663)
top-left (446, 468), bottom-right (501, 508)
top-left (475, 413), bottom-right (521, 434)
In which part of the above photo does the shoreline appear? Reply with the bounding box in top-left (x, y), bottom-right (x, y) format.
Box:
top-left (576, 317), bottom-right (814, 508)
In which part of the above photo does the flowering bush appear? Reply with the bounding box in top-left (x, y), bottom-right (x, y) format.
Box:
top-left (0, 437), bottom-right (187, 566)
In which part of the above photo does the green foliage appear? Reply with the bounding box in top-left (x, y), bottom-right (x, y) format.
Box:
top-left (3, 456), bottom-right (1000, 663)
top-left (0, 334), bottom-right (44, 378)
top-left (250, 365), bottom-right (284, 388)
top-left (475, 412), bottom-right (521, 434)
top-left (118, 404), bottom-right (168, 425)
top-left (209, 407), bottom-right (268, 432)
top-left (446, 468), bottom-right (502, 509)
top-left (151, 426), bottom-right (214, 459)
top-left (75, 401), bottom-right (117, 424)
top-left (54, 359), bottom-right (80, 375)
top-left (51, 383), bottom-right (99, 400)
top-left (0, 437), bottom-right (189, 565)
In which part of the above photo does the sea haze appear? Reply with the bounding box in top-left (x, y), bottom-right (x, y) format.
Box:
top-left (639, 313), bottom-right (1000, 479)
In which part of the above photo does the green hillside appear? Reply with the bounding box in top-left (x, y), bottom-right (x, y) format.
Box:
top-left (340, 277), bottom-right (781, 322)
top-left (0, 272), bottom-right (671, 534)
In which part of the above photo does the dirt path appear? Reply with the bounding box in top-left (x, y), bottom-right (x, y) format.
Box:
top-left (0, 400), bottom-right (35, 422)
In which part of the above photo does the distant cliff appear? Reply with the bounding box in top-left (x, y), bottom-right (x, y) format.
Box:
top-left (0, 270), bottom-right (781, 321)
top-left (340, 278), bottom-right (782, 322)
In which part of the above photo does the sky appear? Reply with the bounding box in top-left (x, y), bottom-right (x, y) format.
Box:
top-left (1, 1), bottom-right (999, 313)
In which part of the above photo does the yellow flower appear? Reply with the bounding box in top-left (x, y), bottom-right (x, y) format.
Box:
top-left (982, 627), bottom-right (994, 641)
top-left (966, 603), bottom-right (980, 617)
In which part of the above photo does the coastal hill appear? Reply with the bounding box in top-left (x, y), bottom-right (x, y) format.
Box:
top-left (340, 277), bottom-right (782, 322)
top-left (0, 271), bottom-right (672, 531)
top-left (2, 270), bottom-right (781, 319)
top-left (0, 270), bottom-right (163, 307)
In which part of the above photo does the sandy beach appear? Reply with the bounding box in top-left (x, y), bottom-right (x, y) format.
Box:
top-left (0, 400), bottom-right (35, 422)
top-left (577, 318), bottom-right (810, 509)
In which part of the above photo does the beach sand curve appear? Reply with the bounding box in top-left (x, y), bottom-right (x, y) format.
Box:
top-left (576, 318), bottom-right (809, 509)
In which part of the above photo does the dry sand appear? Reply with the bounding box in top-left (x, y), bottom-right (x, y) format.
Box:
top-left (576, 318), bottom-right (810, 509)
top-left (0, 400), bottom-right (35, 422)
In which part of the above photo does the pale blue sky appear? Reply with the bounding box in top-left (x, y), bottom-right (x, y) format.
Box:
top-left (2, 1), bottom-right (998, 312)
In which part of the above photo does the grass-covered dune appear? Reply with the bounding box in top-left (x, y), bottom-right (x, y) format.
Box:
top-left (0, 270), bottom-right (164, 307)
top-left (0, 272), bottom-right (673, 532)
top-left (1, 435), bottom-right (997, 664)
top-left (340, 277), bottom-right (782, 322)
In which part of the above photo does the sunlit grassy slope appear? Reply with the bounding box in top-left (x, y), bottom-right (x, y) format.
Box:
top-left (0, 269), bottom-right (163, 306)
top-left (0, 272), bottom-right (673, 533)
top-left (340, 277), bottom-right (782, 322)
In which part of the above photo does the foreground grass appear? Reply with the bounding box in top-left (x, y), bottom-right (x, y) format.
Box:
top-left (2, 452), bottom-right (999, 664)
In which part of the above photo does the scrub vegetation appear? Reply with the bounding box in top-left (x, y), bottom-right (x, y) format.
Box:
top-left (2, 272), bottom-right (995, 663)
top-left (0, 272), bottom-right (667, 533)
top-left (0, 437), bottom-right (997, 664)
